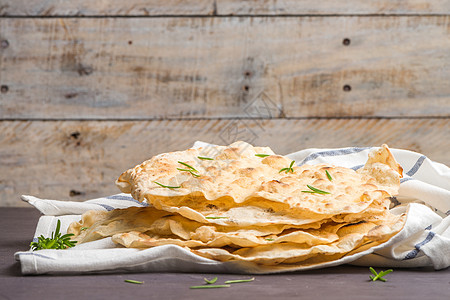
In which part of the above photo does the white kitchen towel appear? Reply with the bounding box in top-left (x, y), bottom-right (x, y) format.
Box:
top-left (15, 142), bottom-right (450, 274)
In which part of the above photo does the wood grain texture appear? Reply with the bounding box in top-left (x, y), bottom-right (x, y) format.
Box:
top-left (1, 0), bottom-right (450, 16)
top-left (1, 17), bottom-right (449, 119)
top-left (0, 1), bottom-right (216, 16)
top-left (1, 118), bottom-right (448, 206)
top-left (217, 1), bottom-right (450, 15)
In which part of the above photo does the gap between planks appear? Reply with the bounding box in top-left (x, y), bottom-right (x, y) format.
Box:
top-left (1, 14), bottom-right (450, 18)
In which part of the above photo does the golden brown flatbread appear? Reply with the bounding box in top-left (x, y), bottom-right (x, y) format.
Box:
top-left (115, 142), bottom-right (402, 227)
top-left (69, 142), bottom-right (406, 269)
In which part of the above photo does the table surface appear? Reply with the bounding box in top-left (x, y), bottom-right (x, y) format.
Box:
top-left (1, 207), bottom-right (449, 300)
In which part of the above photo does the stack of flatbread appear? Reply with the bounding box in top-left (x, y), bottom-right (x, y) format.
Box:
top-left (68, 141), bottom-right (406, 268)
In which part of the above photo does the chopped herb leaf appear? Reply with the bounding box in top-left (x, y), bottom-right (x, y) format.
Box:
top-left (279, 160), bottom-right (295, 173)
top-left (369, 275), bottom-right (387, 282)
top-left (190, 285), bottom-right (230, 289)
top-left (80, 227), bottom-right (88, 231)
top-left (301, 185), bottom-right (330, 195)
top-left (198, 156), bottom-right (214, 160)
top-left (325, 170), bottom-right (333, 181)
top-left (369, 267), bottom-right (393, 282)
top-left (204, 277), bottom-right (218, 284)
top-left (178, 161), bottom-right (198, 172)
top-left (224, 278), bottom-right (255, 284)
top-left (153, 181), bottom-right (181, 189)
top-left (205, 216), bottom-right (228, 219)
top-left (265, 238), bottom-right (275, 241)
top-left (125, 279), bottom-right (144, 284)
top-left (255, 154), bottom-right (270, 158)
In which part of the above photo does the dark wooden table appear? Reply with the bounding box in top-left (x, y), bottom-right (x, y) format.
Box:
top-left (1, 207), bottom-right (449, 300)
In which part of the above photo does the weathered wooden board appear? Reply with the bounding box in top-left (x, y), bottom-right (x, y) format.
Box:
top-left (217, 1), bottom-right (450, 15)
top-left (0, 1), bottom-right (215, 16)
top-left (1, 0), bottom-right (450, 16)
top-left (1, 17), bottom-right (449, 119)
top-left (1, 118), bottom-right (448, 206)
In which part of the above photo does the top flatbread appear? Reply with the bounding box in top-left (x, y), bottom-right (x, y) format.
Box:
top-left (116, 142), bottom-right (402, 226)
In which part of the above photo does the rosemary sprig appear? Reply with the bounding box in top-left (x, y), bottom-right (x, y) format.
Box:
top-left (204, 277), bottom-right (218, 284)
top-left (153, 181), bottom-right (181, 189)
top-left (125, 279), bottom-right (144, 284)
top-left (301, 185), bottom-right (330, 195)
top-left (190, 285), bottom-right (230, 289)
top-left (198, 156), bottom-right (214, 160)
top-left (178, 161), bottom-right (198, 173)
top-left (325, 170), bottom-right (333, 181)
top-left (279, 160), bottom-right (295, 174)
top-left (369, 267), bottom-right (393, 282)
top-left (30, 219), bottom-right (77, 250)
top-left (224, 278), bottom-right (255, 284)
top-left (205, 216), bottom-right (228, 219)
top-left (369, 267), bottom-right (380, 281)
top-left (265, 238), bottom-right (275, 241)
top-left (255, 154), bottom-right (270, 158)
top-left (177, 168), bottom-right (201, 177)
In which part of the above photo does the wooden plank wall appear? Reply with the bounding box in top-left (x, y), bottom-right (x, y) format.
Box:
top-left (0, 1), bottom-right (449, 206)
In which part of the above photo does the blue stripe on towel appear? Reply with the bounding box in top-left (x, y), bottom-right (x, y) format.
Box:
top-left (298, 147), bottom-right (371, 166)
top-left (107, 194), bottom-right (135, 201)
top-left (406, 155), bottom-right (427, 177)
top-left (351, 164), bottom-right (364, 171)
top-left (106, 195), bottom-right (149, 207)
top-left (403, 231), bottom-right (435, 260)
top-left (96, 204), bottom-right (115, 211)
top-left (400, 177), bottom-right (414, 183)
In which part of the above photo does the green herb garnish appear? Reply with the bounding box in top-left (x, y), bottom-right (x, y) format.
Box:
top-left (279, 160), bottom-right (295, 174)
top-left (198, 156), bottom-right (214, 160)
top-left (204, 277), bottom-right (218, 284)
top-left (369, 267), bottom-right (393, 282)
top-left (265, 238), bottom-right (275, 241)
top-left (125, 279), bottom-right (144, 284)
top-left (205, 216), bottom-right (228, 219)
top-left (30, 219), bottom-right (77, 250)
top-left (190, 285), bottom-right (230, 289)
top-left (301, 185), bottom-right (330, 195)
top-left (153, 181), bottom-right (181, 189)
top-left (177, 168), bottom-right (201, 177)
top-left (178, 161), bottom-right (198, 172)
top-left (255, 154), bottom-right (270, 158)
top-left (224, 278), bottom-right (255, 284)
top-left (80, 227), bottom-right (88, 231)
top-left (325, 170), bottom-right (333, 181)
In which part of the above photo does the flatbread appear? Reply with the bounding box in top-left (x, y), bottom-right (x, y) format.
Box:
top-left (110, 213), bottom-right (405, 266)
top-left (68, 142), bottom-right (406, 269)
top-left (189, 213), bottom-right (406, 266)
top-left (69, 206), bottom-right (334, 248)
top-left (116, 142), bottom-right (402, 227)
